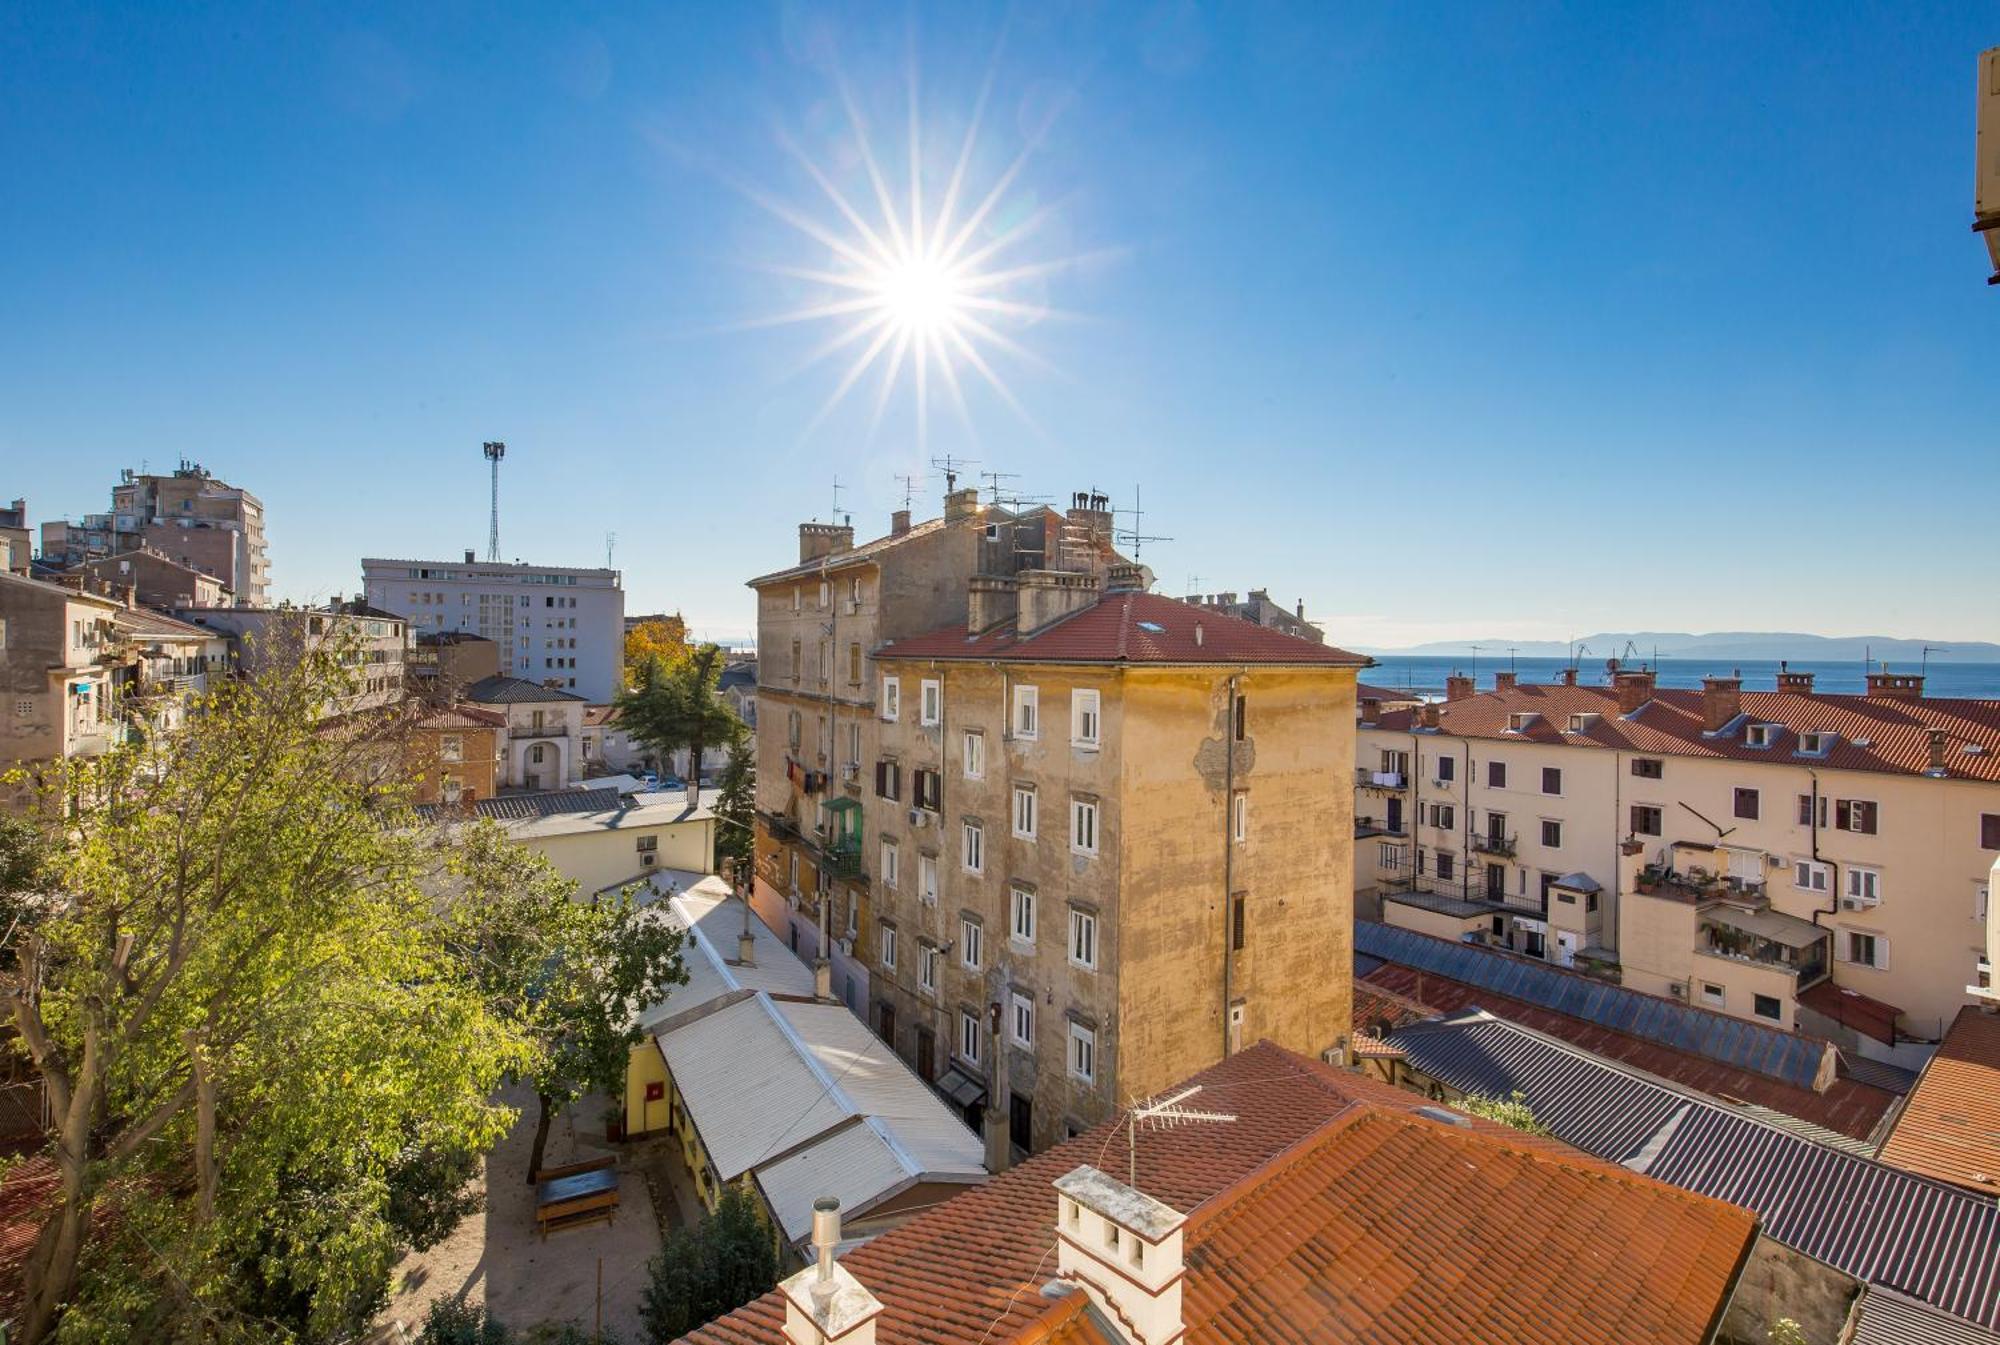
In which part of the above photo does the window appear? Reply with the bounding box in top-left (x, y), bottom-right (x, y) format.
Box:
top-left (1071, 690), bottom-right (1101, 747)
top-left (962, 820), bottom-right (984, 874)
top-left (880, 839), bottom-right (900, 889)
top-left (636, 834), bottom-right (658, 854)
top-left (962, 731), bottom-right (985, 779)
top-left (1230, 893), bottom-right (1246, 951)
top-left (880, 923), bottom-right (897, 970)
top-left (1540, 819), bottom-right (1561, 848)
top-left (1232, 693), bottom-right (1246, 741)
top-left (912, 768), bottom-right (941, 812)
top-left (1700, 982), bottom-right (1725, 1008)
top-left (1846, 867), bottom-right (1882, 906)
top-left (1631, 805), bottom-right (1662, 837)
top-left (1732, 787), bottom-right (1759, 820)
top-left (1745, 724), bottom-right (1775, 749)
top-left (790, 638), bottom-right (801, 681)
top-left (880, 676), bottom-right (900, 721)
top-left (1632, 758), bottom-right (1663, 779)
top-left (1433, 754), bottom-right (1455, 783)
top-left (1487, 761), bottom-right (1507, 788)
top-left (1753, 994), bottom-right (1782, 1021)
top-left (961, 917), bottom-right (984, 970)
top-left (919, 943), bottom-right (939, 993)
top-left (919, 853), bottom-right (939, 905)
top-left (441, 775), bottom-right (462, 804)
top-left (848, 642), bottom-right (862, 684)
top-left (439, 734), bottom-right (463, 762)
top-left (1793, 859), bottom-right (1828, 893)
top-left (1012, 785), bottom-right (1038, 839)
top-left (1071, 797), bottom-right (1100, 855)
top-left (1428, 802), bottom-right (1455, 830)
top-left (1068, 1021), bottom-right (1096, 1082)
top-left (1798, 731), bottom-right (1830, 755)
top-left (875, 759), bottom-right (902, 801)
top-left (1069, 908), bottom-right (1098, 969)
top-left (920, 679), bottom-right (942, 726)
top-left (1013, 685), bottom-right (1039, 738)
top-left (1798, 793), bottom-right (1827, 827)
top-left (818, 580), bottom-right (830, 608)
top-left (959, 1010), bottom-right (981, 1066)
top-left (1010, 993), bottom-right (1034, 1048)
top-left (1835, 799), bottom-right (1878, 835)
top-left (1011, 886), bottom-right (1036, 944)
top-left (1841, 930), bottom-right (1887, 969)
top-left (1378, 842), bottom-right (1405, 870)
top-left (1541, 766), bottom-right (1562, 795)
top-left (1232, 791), bottom-right (1248, 843)
top-left (1437, 851), bottom-right (1455, 881)
top-left (1982, 814), bottom-right (2000, 850)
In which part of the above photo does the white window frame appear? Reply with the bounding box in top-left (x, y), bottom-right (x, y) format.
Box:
top-left (960, 917), bottom-right (984, 971)
top-left (920, 678), bottom-right (942, 727)
top-left (880, 839), bottom-right (900, 889)
top-left (1232, 791), bottom-right (1247, 843)
top-left (1010, 886), bottom-right (1036, 945)
top-left (1010, 992), bottom-right (1034, 1048)
top-left (1013, 785), bottom-right (1038, 840)
top-left (962, 730), bottom-right (985, 779)
top-left (959, 1009), bottom-right (982, 1067)
top-left (1069, 907), bottom-right (1098, 970)
top-left (1700, 982), bottom-right (1725, 1008)
top-left (1793, 859), bottom-right (1828, 893)
top-left (1071, 796), bottom-right (1099, 857)
top-left (1841, 929), bottom-right (1888, 970)
top-left (919, 943), bottom-right (939, 994)
top-left (1745, 723), bottom-right (1775, 749)
top-left (880, 676), bottom-right (901, 722)
top-left (1846, 866), bottom-right (1882, 906)
top-left (880, 924), bottom-right (897, 970)
top-left (919, 853), bottom-right (939, 906)
top-left (962, 820), bottom-right (984, 875)
top-left (1068, 1020), bottom-right (1096, 1083)
top-left (439, 733), bottom-right (463, 762)
top-left (1013, 684), bottom-right (1039, 739)
top-left (1071, 689), bottom-right (1101, 748)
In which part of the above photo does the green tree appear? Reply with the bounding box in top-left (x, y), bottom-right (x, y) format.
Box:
top-left (622, 617), bottom-right (689, 689)
top-left (714, 740), bottom-right (755, 872)
top-left (614, 644), bottom-right (744, 791)
top-left (1, 619), bottom-right (549, 1343)
top-left (638, 1180), bottom-right (778, 1344)
top-left (1450, 1090), bottom-right (1550, 1135)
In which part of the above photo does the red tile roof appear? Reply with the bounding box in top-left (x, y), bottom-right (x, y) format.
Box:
top-left (1371, 681), bottom-right (2000, 781)
top-left (416, 705), bottom-right (506, 730)
top-left (878, 591), bottom-right (1368, 668)
top-left (1361, 964), bottom-right (1897, 1142)
top-left (1357, 682), bottom-right (1425, 704)
top-left (1876, 1007), bottom-right (2000, 1194)
top-left (680, 1040), bottom-right (1756, 1345)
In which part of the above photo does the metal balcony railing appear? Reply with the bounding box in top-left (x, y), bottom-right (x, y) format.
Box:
top-left (1470, 833), bottom-right (1519, 859)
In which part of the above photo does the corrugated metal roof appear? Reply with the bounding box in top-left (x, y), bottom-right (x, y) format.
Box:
top-left (638, 887), bottom-right (817, 1029)
top-left (657, 996), bottom-right (853, 1181)
top-left (1356, 921), bottom-right (1834, 1090)
top-left (1389, 1011), bottom-right (2000, 1331)
top-left (1877, 1007), bottom-right (2000, 1195)
top-left (1852, 1288), bottom-right (2000, 1345)
top-left (753, 1119), bottom-right (928, 1244)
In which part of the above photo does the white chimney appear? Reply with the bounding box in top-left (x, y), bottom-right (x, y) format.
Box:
top-left (779, 1197), bottom-right (883, 1345)
top-left (1053, 1166), bottom-right (1186, 1345)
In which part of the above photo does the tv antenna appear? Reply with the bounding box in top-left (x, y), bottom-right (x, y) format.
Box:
top-left (482, 441), bottom-right (506, 563)
top-left (1124, 1085), bottom-right (1236, 1187)
top-left (1923, 644), bottom-right (1951, 676)
top-left (830, 475), bottom-right (848, 525)
top-left (930, 453), bottom-right (978, 494)
top-left (979, 469), bottom-right (1021, 505)
top-left (893, 472), bottom-right (923, 512)
top-left (1114, 484), bottom-right (1172, 560)
top-left (605, 532), bottom-right (616, 569)
top-left (1185, 574), bottom-right (1205, 599)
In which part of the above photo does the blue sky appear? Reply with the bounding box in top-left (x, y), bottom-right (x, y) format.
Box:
top-left (4, 3), bottom-right (1996, 647)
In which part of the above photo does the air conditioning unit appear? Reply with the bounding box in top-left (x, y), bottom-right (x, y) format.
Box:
top-left (1668, 983), bottom-right (1686, 1000)
top-left (836, 937), bottom-right (853, 957)
top-left (842, 762), bottom-right (860, 782)
top-left (908, 808), bottom-right (928, 828)
top-left (1842, 896), bottom-right (1880, 911)
top-left (641, 853), bottom-right (656, 867)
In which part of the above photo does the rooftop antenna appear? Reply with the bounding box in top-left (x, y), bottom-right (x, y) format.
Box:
top-left (979, 469), bottom-right (1021, 505)
top-left (930, 453), bottom-right (978, 494)
top-left (1113, 484), bottom-right (1172, 560)
top-left (605, 532), bottom-right (616, 569)
top-left (893, 472), bottom-right (922, 512)
top-left (1923, 644), bottom-right (1950, 677)
top-left (1507, 645), bottom-right (1519, 675)
top-left (1185, 573), bottom-right (1205, 599)
top-left (482, 441), bottom-right (506, 563)
top-left (830, 475), bottom-right (845, 523)
top-left (1125, 1085), bottom-right (1236, 1188)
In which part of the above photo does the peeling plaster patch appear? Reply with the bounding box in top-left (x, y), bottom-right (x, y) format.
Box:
top-left (1194, 735), bottom-right (1254, 790)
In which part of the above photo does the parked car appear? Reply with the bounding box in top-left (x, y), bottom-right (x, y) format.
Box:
top-left (660, 775), bottom-right (687, 790)
top-left (639, 771), bottom-right (661, 790)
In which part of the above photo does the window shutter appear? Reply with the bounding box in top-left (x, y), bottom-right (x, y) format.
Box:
top-left (1834, 801), bottom-right (1851, 830)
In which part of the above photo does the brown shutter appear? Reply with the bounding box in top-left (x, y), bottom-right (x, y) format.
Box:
top-left (1835, 800), bottom-right (1852, 830)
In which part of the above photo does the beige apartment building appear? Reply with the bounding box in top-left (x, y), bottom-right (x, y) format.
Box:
top-left (749, 489), bottom-right (1363, 1157)
top-left (1357, 665), bottom-right (2000, 1065)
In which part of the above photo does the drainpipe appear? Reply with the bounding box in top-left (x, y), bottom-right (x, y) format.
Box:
top-left (1807, 768), bottom-right (1839, 931)
top-left (1222, 671), bottom-right (1239, 1058)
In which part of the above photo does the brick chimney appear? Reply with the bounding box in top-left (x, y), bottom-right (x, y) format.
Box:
top-left (1017, 569), bottom-right (1102, 635)
top-left (778, 1199), bottom-right (882, 1345)
top-left (1054, 1166), bottom-right (1186, 1345)
top-left (967, 575), bottom-right (1019, 634)
top-left (1866, 670), bottom-right (1925, 702)
top-left (798, 522), bottom-right (854, 564)
top-left (1444, 674), bottom-right (1474, 703)
top-left (1928, 729), bottom-right (1949, 778)
top-left (890, 509), bottom-right (911, 537)
top-left (1419, 701), bottom-right (1441, 730)
top-left (1614, 669), bottom-right (1656, 715)
top-left (1559, 667), bottom-right (1578, 687)
top-left (1701, 675), bottom-right (1742, 732)
top-left (1775, 661), bottom-right (1814, 694)
top-left (1494, 672), bottom-right (1518, 693)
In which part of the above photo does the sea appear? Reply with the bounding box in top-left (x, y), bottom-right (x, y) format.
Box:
top-left (1362, 656), bottom-right (2000, 700)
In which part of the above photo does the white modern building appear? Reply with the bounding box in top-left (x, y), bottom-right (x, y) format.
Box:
top-left (360, 553), bottom-right (625, 701)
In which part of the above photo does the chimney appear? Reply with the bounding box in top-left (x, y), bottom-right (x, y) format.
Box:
top-left (814, 957), bottom-right (833, 1001)
top-left (944, 488), bottom-right (982, 522)
top-left (1494, 671), bottom-right (1518, 693)
top-left (1105, 562), bottom-right (1148, 593)
top-left (1017, 569), bottom-right (1102, 635)
top-left (778, 1198), bottom-right (883, 1345)
top-left (464, 549), bottom-right (475, 564)
top-left (1295, 599), bottom-right (1305, 621)
top-left (1559, 667), bottom-right (1578, 687)
top-left (1053, 1166), bottom-right (1187, 1345)
top-left (967, 575), bottom-right (1020, 634)
top-left (1701, 675), bottom-right (1742, 732)
top-left (1928, 729), bottom-right (1949, 777)
top-left (1866, 670), bottom-right (1925, 702)
top-left (1775, 660), bottom-right (1815, 694)
top-left (890, 509), bottom-right (911, 537)
top-left (1419, 701), bottom-right (1441, 730)
top-left (798, 522), bottom-right (855, 564)
top-left (1444, 674), bottom-right (1474, 703)
top-left (1614, 670), bottom-right (1656, 716)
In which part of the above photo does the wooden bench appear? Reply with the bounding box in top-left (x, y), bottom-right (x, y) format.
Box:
top-left (535, 1161), bottom-right (620, 1240)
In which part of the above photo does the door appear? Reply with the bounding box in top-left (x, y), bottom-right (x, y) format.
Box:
top-left (878, 1002), bottom-right (897, 1048)
top-left (916, 1027), bottom-right (935, 1082)
top-left (1555, 931), bottom-right (1578, 968)
top-left (1485, 863), bottom-right (1505, 900)
top-left (1386, 797), bottom-right (1403, 832)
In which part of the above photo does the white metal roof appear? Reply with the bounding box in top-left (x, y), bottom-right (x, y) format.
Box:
top-left (658, 995), bottom-right (851, 1182)
top-left (755, 1117), bottom-right (980, 1244)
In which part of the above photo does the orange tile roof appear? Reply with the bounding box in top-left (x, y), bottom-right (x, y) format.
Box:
top-left (679, 1040), bottom-right (1755, 1345)
top-left (1876, 1007), bottom-right (2000, 1194)
top-left (1371, 681), bottom-right (2000, 782)
top-left (877, 591), bottom-right (1368, 668)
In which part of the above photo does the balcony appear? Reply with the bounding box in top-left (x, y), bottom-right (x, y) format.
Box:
top-left (1470, 832), bottom-right (1518, 860)
top-left (1697, 903), bottom-right (1830, 988)
top-left (1355, 767), bottom-right (1407, 790)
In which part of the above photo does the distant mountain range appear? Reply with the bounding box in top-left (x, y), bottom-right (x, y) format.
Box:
top-left (1354, 631), bottom-right (2000, 663)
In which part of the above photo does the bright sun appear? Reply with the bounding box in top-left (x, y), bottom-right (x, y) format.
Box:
top-left (874, 254), bottom-right (966, 338)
